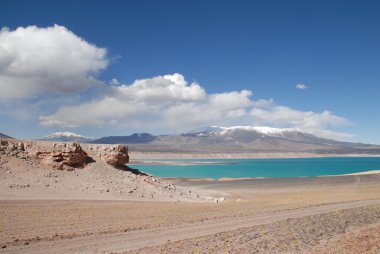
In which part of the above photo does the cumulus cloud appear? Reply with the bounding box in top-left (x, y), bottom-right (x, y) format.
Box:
top-left (39, 73), bottom-right (351, 140)
top-left (108, 73), bottom-right (206, 103)
top-left (0, 25), bottom-right (108, 100)
top-left (40, 73), bottom-right (210, 128)
top-left (296, 83), bottom-right (309, 90)
top-left (250, 99), bottom-right (352, 139)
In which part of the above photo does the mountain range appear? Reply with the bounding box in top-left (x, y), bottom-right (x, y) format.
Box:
top-left (3, 126), bottom-right (379, 154)
top-left (86, 126), bottom-right (380, 154)
top-left (132, 126), bottom-right (380, 154)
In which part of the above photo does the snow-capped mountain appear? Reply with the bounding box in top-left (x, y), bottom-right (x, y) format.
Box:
top-left (39, 132), bottom-right (95, 143)
top-left (88, 126), bottom-right (379, 154)
top-left (186, 126), bottom-right (321, 143)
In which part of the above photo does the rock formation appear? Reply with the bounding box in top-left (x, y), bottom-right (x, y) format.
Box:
top-left (0, 139), bottom-right (203, 202)
top-left (29, 142), bottom-right (88, 170)
top-left (0, 139), bottom-right (130, 170)
top-left (1, 140), bottom-right (89, 170)
top-left (89, 144), bottom-right (129, 167)
top-left (0, 140), bottom-right (25, 157)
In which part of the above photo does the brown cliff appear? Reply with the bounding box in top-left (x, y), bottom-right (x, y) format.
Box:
top-left (0, 139), bottom-right (129, 170)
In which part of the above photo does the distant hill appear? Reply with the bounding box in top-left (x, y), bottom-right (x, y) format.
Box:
top-left (91, 126), bottom-right (380, 154)
top-left (0, 133), bottom-right (13, 139)
top-left (39, 132), bottom-right (95, 143)
top-left (92, 133), bottom-right (156, 144)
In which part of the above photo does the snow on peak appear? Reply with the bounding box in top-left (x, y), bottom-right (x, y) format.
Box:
top-left (188, 126), bottom-right (224, 134)
top-left (219, 126), bottom-right (299, 135)
top-left (43, 132), bottom-right (88, 139)
top-left (188, 125), bottom-right (301, 136)
top-left (40, 132), bottom-right (95, 142)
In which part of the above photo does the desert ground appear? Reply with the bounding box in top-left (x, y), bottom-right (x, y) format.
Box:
top-left (1, 139), bottom-right (380, 253)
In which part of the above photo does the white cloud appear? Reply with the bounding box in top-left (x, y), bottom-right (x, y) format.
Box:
top-left (39, 73), bottom-right (252, 129)
top-left (209, 90), bottom-right (252, 110)
top-left (39, 73), bottom-right (351, 140)
top-left (296, 83), bottom-right (309, 90)
top-left (250, 99), bottom-right (352, 140)
top-left (108, 73), bottom-right (206, 103)
top-left (110, 78), bottom-right (120, 85)
top-left (0, 25), bottom-right (108, 100)
top-left (161, 90), bottom-right (252, 130)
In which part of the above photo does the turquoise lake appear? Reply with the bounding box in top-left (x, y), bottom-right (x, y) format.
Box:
top-left (130, 157), bottom-right (380, 179)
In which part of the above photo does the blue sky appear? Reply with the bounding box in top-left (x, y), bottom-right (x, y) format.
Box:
top-left (0, 0), bottom-right (379, 143)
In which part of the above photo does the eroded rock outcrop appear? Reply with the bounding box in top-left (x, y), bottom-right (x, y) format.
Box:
top-left (28, 142), bottom-right (88, 170)
top-left (1, 139), bottom-right (204, 202)
top-left (1, 140), bottom-right (89, 170)
top-left (90, 145), bottom-right (129, 167)
top-left (0, 140), bottom-right (26, 157)
top-left (1, 139), bottom-right (130, 170)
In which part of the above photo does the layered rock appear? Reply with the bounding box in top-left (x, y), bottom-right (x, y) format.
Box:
top-left (1, 139), bottom-right (130, 170)
top-left (27, 142), bottom-right (88, 170)
top-left (90, 145), bottom-right (129, 167)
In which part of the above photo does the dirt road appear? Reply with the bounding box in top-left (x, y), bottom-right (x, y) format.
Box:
top-left (3, 199), bottom-right (380, 254)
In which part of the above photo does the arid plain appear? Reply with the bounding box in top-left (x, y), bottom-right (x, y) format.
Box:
top-left (1, 138), bottom-right (380, 253)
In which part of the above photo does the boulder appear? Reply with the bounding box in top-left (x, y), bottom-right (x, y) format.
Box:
top-left (94, 145), bottom-right (129, 167)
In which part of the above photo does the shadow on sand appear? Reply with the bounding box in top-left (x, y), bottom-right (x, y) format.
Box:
top-left (117, 164), bottom-right (149, 176)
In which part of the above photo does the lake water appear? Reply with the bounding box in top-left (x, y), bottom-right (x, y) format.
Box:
top-left (130, 157), bottom-right (380, 179)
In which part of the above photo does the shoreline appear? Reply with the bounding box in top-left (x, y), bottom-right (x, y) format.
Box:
top-left (129, 154), bottom-right (380, 167)
top-left (160, 169), bottom-right (380, 182)
top-left (130, 151), bottom-right (380, 160)
top-left (344, 169), bottom-right (380, 176)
